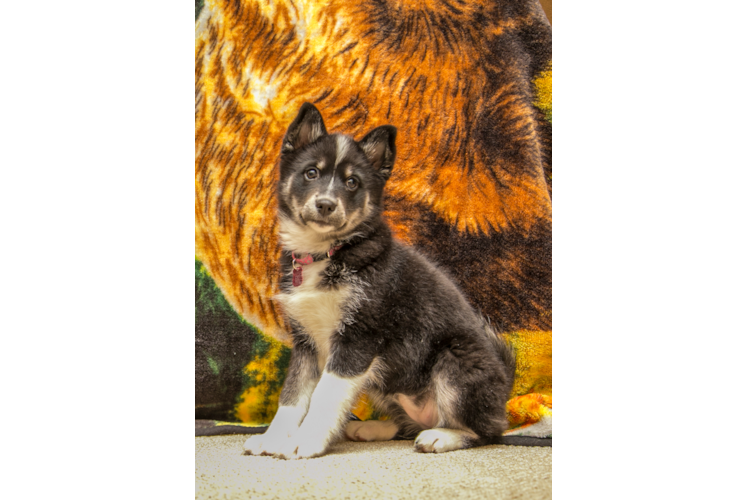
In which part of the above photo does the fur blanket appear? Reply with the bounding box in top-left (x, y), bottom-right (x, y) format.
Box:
top-left (195, 0), bottom-right (552, 439)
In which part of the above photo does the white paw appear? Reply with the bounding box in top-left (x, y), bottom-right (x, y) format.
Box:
top-left (243, 433), bottom-right (288, 456)
top-left (414, 429), bottom-right (466, 453)
top-left (243, 434), bottom-right (266, 455)
top-left (345, 420), bottom-right (399, 442)
top-left (273, 432), bottom-right (327, 460)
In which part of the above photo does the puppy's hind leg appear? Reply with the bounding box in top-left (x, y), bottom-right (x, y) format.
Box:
top-left (412, 347), bottom-right (509, 454)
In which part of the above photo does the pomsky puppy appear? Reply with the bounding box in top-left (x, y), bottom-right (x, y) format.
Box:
top-left (243, 103), bottom-right (515, 459)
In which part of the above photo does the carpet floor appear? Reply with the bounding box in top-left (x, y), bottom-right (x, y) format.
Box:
top-left (196, 435), bottom-right (552, 499)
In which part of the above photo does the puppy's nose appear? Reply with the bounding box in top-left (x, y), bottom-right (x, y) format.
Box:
top-left (316, 198), bottom-right (337, 216)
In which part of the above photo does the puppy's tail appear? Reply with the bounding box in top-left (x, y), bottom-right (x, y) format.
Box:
top-left (480, 316), bottom-right (516, 387)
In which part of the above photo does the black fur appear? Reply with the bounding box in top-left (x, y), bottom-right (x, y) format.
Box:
top-left (261, 103), bottom-right (515, 456)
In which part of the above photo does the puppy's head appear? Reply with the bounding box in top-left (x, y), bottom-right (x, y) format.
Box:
top-left (277, 103), bottom-right (396, 252)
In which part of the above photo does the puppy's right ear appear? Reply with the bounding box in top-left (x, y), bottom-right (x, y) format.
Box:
top-left (282, 103), bottom-right (327, 154)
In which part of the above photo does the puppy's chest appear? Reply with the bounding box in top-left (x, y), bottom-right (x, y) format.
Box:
top-left (277, 260), bottom-right (358, 357)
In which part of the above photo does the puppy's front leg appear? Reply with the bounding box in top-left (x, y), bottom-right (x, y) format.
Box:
top-left (274, 369), bottom-right (368, 460)
top-left (243, 342), bottom-right (318, 456)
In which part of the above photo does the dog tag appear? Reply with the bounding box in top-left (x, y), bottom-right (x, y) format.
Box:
top-left (292, 267), bottom-right (303, 287)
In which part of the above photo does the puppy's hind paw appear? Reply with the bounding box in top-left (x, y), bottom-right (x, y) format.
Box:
top-left (345, 420), bottom-right (399, 442)
top-left (414, 429), bottom-right (470, 453)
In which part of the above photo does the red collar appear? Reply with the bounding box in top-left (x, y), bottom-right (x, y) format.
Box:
top-left (291, 244), bottom-right (342, 287)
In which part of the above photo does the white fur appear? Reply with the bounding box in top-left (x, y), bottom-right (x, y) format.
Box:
top-left (305, 219), bottom-right (339, 234)
top-left (278, 213), bottom-right (369, 255)
top-left (315, 136), bottom-right (352, 198)
top-left (360, 140), bottom-right (378, 160)
top-left (335, 135), bottom-right (351, 166)
top-left (309, 122), bottom-right (324, 143)
top-left (274, 370), bottom-right (369, 459)
top-left (325, 175), bottom-right (337, 194)
top-left (275, 260), bottom-right (351, 370)
top-left (243, 364), bottom-right (318, 456)
top-left (345, 420), bottom-right (400, 441)
top-left (433, 372), bottom-right (462, 428)
top-left (414, 428), bottom-right (478, 453)
top-left (278, 215), bottom-right (340, 254)
top-left (243, 405), bottom-right (306, 456)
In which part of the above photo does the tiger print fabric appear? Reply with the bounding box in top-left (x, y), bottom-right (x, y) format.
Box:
top-left (195, 0), bottom-right (552, 433)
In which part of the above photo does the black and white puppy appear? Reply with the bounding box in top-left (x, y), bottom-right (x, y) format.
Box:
top-left (243, 103), bottom-right (515, 459)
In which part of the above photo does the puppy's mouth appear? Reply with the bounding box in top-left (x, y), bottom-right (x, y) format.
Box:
top-left (300, 214), bottom-right (344, 233)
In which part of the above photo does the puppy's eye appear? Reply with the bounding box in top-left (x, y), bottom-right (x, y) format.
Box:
top-left (304, 168), bottom-right (319, 180)
top-left (345, 177), bottom-right (359, 190)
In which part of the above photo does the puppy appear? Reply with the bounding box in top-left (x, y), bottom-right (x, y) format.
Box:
top-left (243, 103), bottom-right (515, 459)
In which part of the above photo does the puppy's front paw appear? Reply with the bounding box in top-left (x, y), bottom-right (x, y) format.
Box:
top-left (243, 433), bottom-right (288, 456)
top-left (274, 433), bottom-right (327, 460)
top-left (243, 434), bottom-right (264, 455)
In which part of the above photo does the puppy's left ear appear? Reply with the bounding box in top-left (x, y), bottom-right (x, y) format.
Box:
top-left (359, 126), bottom-right (397, 180)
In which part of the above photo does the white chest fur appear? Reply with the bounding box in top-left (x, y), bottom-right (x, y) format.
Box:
top-left (276, 260), bottom-right (351, 369)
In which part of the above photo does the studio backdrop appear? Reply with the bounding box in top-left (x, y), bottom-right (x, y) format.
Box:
top-left (195, 0), bottom-right (552, 440)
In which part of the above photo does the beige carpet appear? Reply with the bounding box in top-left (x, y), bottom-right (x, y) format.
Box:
top-left (196, 435), bottom-right (551, 499)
